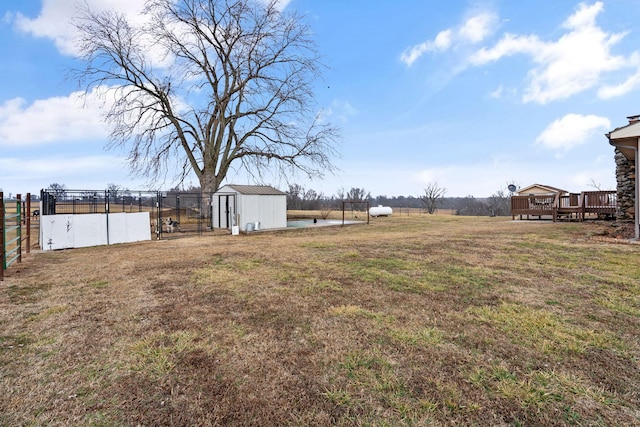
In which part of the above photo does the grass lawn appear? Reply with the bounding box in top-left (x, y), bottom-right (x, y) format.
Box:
top-left (1, 215), bottom-right (638, 426)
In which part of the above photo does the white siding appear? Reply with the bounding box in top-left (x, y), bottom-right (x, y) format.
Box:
top-left (214, 185), bottom-right (286, 231)
top-left (238, 194), bottom-right (286, 231)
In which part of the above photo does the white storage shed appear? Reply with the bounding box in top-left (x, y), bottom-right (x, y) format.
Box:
top-left (212, 185), bottom-right (287, 232)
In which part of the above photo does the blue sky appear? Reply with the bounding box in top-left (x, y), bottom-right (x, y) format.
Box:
top-left (2, 0), bottom-right (640, 198)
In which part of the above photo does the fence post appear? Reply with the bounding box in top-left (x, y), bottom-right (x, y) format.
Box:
top-left (16, 194), bottom-right (22, 264)
top-left (25, 193), bottom-right (31, 254)
top-left (1, 192), bottom-right (4, 281)
top-left (105, 190), bottom-right (110, 245)
top-left (155, 192), bottom-right (162, 240)
top-left (176, 194), bottom-right (181, 225)
top-left (197, 192), bottom-right (202, 235)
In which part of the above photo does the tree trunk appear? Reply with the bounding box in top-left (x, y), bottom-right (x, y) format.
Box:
top-left (200, 174), bottom-right (219, 195)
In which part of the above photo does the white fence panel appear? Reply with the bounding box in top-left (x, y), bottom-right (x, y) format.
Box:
top-left (41, 214), bottom-right (75, 251)
top-left (40, 212), bottom-right (151, 251)
top-left (73, 214), bottom-right (109, 249)
top-left (118, 212), bottom-right (151, 243)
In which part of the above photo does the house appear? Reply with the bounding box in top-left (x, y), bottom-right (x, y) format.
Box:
top-left (212, 184), bottom-right (287, 232)
top-left (606, 115), bottom-right (639, 240)
top-left (517, 184), bottom-right (567, 196)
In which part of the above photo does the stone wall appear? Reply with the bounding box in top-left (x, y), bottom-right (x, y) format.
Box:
top-left (615, 148), bottom-right (636, 222)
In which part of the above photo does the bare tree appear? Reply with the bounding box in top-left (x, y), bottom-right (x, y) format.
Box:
top-left (48, 183), bottom-right (67, 199)
top-left (73, 0), bottom-right (339, 193)
top-left (420, 182), bottom-right (446, 214)
top-left (303, 188), bottom-right (324, 210)
top-left (107, 183), bottom-right (128, 202)
top-left (486, 189), bottom-right (510, 216)
top-left (345, 187), bottom-right (370, 202)
top-left (286, 183), bottom-right (304, 210)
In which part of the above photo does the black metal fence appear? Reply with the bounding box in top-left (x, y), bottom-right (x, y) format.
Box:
top-left (40, 189), bottom-right (215, 238)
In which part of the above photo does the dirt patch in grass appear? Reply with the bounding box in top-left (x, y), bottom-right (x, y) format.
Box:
top-left (1, 216), bottom-right (638, 426)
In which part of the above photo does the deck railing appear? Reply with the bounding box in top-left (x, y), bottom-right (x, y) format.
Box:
top-left (582, 191), bottom-right (617, 217)
top-left (510, 193), bottom-right (559, 221)
top-left (511, 190), bottom-right (617, 221)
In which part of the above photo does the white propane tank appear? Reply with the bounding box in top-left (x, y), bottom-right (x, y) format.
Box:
top-left (369, 205), bottom-right (393, 217)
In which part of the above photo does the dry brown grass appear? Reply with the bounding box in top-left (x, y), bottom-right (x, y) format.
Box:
top-left (1, 215), bottom-right (638, 426)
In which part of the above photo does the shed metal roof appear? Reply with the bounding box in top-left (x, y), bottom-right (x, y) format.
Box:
top-left (223, 184), bottom-right (287, 196)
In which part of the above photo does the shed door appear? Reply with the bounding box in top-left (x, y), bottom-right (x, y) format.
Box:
top-left (217, 194), bottom-right (236, 229)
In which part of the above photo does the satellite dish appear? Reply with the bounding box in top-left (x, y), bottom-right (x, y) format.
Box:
top-left (508, 184), bottom-right (517, 192)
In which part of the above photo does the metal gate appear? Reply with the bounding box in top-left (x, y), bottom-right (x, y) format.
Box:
top-left (1, 193), bottom-right (22, 281)
top-left (39, 189), bottom-right (222, 240)
top-left (155, 191), bottom-right (210, 237)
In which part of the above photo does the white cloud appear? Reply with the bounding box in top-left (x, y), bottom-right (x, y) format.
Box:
top-left (401, 11), bottom-right (498, 66)
top-left (563, 1), bottom-right (602, 28)
top-left (487, 84), bottom-right (517, 99)
top-left (598, 52), bottom-right (640, 98)
top-left (334, 100), bottom-right (357, 123)
top-left (489, 85), bottom-right (504, 99)
top-left (470, 2), bottom-right (631, 104)
top-left (13, 0), bottom-right (292, 57)
top-left (0, 86), bottom-right (112, 146)
top-left (599, 71), bottom-right (640, 98)
top-left (400, 30), bottom-right (453, 66)
top-left (14, 0), bottom-right (147, 56)
top-left (470, 33), bottom-right (542, 64)
top-left (458, 12), bottom-right (497, 43)
top-left (272, 0), bottom-right (292, 11)
top-left (535, 113), bottom-right (611, 152)
top-left (317, 100), bottom-right (358, 124)
top-left (2, 11), bottom-right (14, 24)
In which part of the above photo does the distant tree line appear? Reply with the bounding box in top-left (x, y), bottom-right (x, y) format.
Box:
top-left (286, 182), bottom-right (514, 217)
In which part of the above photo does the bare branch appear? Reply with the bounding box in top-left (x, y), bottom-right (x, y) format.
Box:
top-left (588, 178), bottom-right (603, 191)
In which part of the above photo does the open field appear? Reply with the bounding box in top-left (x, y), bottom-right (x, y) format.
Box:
top-left (287, 208), bottom-right (451, 220)
top-left (1, 215), bottom-right (638, 426)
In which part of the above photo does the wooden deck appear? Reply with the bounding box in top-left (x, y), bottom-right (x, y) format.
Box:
top-left (510, 193), bottom-right (558, 221)
top-left (511, 191), bottom-right (616, 222)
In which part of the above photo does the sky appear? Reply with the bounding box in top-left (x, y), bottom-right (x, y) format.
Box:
top-left (2, 0), bottom-right (640, 198)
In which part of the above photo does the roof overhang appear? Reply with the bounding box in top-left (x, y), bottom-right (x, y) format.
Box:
top-left (607, 121), bottom-right (640, 161)
top-left (518, 184), bottom-right (567, 195)
top-left (608, 136), bottom-right (637, 161)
